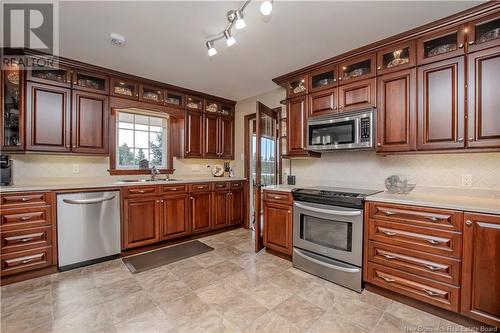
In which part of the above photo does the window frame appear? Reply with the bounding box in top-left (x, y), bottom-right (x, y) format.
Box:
top-left (109, 108), bottom-right (174, 175)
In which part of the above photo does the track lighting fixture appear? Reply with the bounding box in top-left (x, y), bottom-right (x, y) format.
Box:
top-left (224, 30), bottom-right (236, 47)
top-left (206, 41), bottom-right (217, 57)
top-left (260, 0), bottom-right (273, 16)
top-left (205, 0), bottom-right (274, 56)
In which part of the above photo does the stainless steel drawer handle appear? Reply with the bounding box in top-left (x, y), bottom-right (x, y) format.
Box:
top-left (20, 216), bottom-right (32, 221)
top-left (382, 231), bottom-right (397, 237)
top-left (197, 186), bottom-right (205, 189)
top-left (273, 196), bottom-right (283, 199)
top-left (423, 289), bottom-right (443, 297)
top-left (63, 195), bottom-right (115, 205)
top-left (425, 239), bottom-right (443, 245)
top-left (381, 253), bottom-right (397, 259)
top-left (170, 188), bottom-right (178, 191)
top-left (383, 210), bottom-right (397, 216)
top-left (423, 264), bottom-right (445, 272)
top-left (20, 197), bottom-right (33, 202)
top-left (380, 275), bottom-right (396, 283)
top-left (20, 237), bottom-right (34, 243)
top-left (22, 259), bottom-right (33, 264)
top-left (425, 216), bottom-right (440, 222)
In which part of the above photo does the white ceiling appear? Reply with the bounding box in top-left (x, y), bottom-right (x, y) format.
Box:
top-left (59, 1), bottom-right (480, 101)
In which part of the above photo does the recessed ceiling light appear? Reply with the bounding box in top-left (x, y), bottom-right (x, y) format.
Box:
top-left (110, 33), bottom-right (126, 47)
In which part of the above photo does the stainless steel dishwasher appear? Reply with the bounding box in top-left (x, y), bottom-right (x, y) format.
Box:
top-left (57, 190), bottom-right (121, 270)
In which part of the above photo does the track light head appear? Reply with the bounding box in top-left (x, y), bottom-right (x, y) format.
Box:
top-left (206, 41), bottom-right (217, 56)
top-left (234, 10), bottom-right (246, 30)
top-left (260, 0), bottom-right (273, 16)
top-left (224, 30), bottom-right (236, 47)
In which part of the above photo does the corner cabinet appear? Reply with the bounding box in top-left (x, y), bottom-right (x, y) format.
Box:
top-left (461, 213), bottom-right (500, 327)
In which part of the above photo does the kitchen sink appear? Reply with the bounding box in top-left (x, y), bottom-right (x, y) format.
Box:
top-left (117, 179), bottom-right (180, 183)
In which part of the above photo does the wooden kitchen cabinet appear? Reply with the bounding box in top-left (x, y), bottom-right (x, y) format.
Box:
top-left (189, 191), bottom-right (212, 234)
top-left (376, 69), bottom-right (416, 153)
top-left (110, 78), bottom-right (139, 100)
top-left (467, 12), bottom-right (500, 53)
top-left (417, 57), bottom-right (465, 150)
top-left (339, 53), bottom-right (376, 84)
top-left (160, 194), bottom-right (190, 240)
top-left (26, 64), bottom-right (72, 88)
top-left (263, 200), bottom-right (292, 256)
top-left (204, 113), bottom-right (219, 158)
top-left (25, 82), bottom-right (72, 152)
top-left (308, 88), bottom-right (338, 117)
top-left (308, 65), bottom-right (338, 93)
top-left (184, 110), bottom-right (204, 158)
top-left (461, 213), bottom-right (500, 327)
top-left (220, 116), bottom-right (234, 160)
top-left (229, 189), bottom-right (243, 225)
top-left (338, 78), bottom-right (376, 113)
top-left (72, 69), bottom-right (109, 94)
top-left (467, 46), bottom-right (500, 149)
top-left (376, 41), bottom-right (416, 75)
top-left (1, 64), bottom-right (24, 151)
top-left (286, 75), bottom-right (307, 98)
top-left (71, 91), bottom-right (109, 154)
top-left (417, 25), bottom-right (465, 65)
top-left (212, 190), bottom-right (230, 229)
top-left (123, 197), bottom-right (161, 249)
top-left (286, 96), bottom-right (312, 157)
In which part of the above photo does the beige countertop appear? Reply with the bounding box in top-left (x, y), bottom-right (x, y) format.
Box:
top-left (366, 187), bottom-right (500, 215)
top-left (262, 184), bottom-right (296, 192)
top-left (0, 176), bottom-right (246, 193)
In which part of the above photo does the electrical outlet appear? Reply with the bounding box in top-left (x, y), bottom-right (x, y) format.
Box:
top-left (72, 164), bottom-right (80, 174)
top-left (461, 174), bottom-right (472, 188)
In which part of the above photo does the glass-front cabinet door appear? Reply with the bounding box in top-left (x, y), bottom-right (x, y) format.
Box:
top-left (205, 100), bottom-right (221, 113)
top-left (185, 95), bottom-right (203, 111)
top-left (110, 78), bottom-right (139, 100)
top-left (286, 76), bottom-right (307, 98)
top-left (2, 64), bottom-right (23, 150)
top-left (140, 85), bottom-right (163, 104)
top-left (27, 63), bottom-right (71, 87)
top-left (468, 13), bottom-right (500, 53)
top-left (164, 91), bottom-right (184, 108)
top-left (377, 41), bottom-right (416, 74)
top-left (417, 26), bottom-right (465, 64)
top-left (309, 65), bottom-right (337, 92)
top-left (221, 104), bottom-right (233, 117)
top-left (339, 53), bottom-right (376, 83)
top-left (72, 70), bottom-right (109, 94)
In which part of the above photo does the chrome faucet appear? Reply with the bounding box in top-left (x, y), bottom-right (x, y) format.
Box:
top-left (150, 165), bottom-right (160, 181)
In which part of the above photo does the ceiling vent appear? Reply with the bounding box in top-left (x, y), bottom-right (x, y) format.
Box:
top-left (110, 33), bottom-right (126, 47)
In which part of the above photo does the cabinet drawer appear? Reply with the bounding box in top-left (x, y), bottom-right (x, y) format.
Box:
top-left (0, 207), bottom-right (51, 231)
top-left (368, 220), bottom-right (462, 258)
top-left (1, 226), bottom-right (53, 253)
top-left (368, 202), bottom-right (462, 231)
top-left (263, 191), bottom-right (293, 205)
top-left (213, 182), bottom-right (230, 191)
top-left (368, 241), bottom-right (461, 285)
top-left (189, 183), bottom-right (211, 192)
top-left (230, 181), bottom-right (244, 189)
top-left (1, 247), bottom-right (53, 276)
top-left (122, 186), bottom-right (159, 198)
top-left (161, 184), bottom-right (187, 195)
top-left (366, 262), bottom-right (460, 312)
top-left (1, 192), bottom-right (51, 208)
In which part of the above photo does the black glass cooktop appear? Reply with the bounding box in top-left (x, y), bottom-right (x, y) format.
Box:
top-left (292, 186), bottom-right (381, 208)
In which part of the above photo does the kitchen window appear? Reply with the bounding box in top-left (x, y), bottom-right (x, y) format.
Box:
top-left (114, 110), bottom-right (169, 171)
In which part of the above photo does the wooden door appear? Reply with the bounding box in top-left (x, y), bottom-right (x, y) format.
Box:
top-left (467, 46), bottom-right (500, 149)
top-left (461, 213), bottom-right (500, 327)
top-left (263, 201), bottom-right (292, 255)
top-left (418, 57), bottom-right (465, 150)
top-left (229, 189), bottom-right (243, 225)
top-left (308, 88), bottom-right (338, 117)
top-left (220, 116), bottom-right (234, 159)
top-left (190, 192), bottom-right (211, 233)
top-left (376, 69), bottom-right (416, 152)
top-left (286, 96), bottom-right (308, 155)
top-left (123, 197), bottom-right (161, 249)
top-left (72, 91), bottom-right (109, 154)
top-left (160, 194), bottom-right (190, 240)
top-left (212, 191), bottom-right (229, 229)
top-left (203, 113), bottom-right (219, 158)
top-left (338, 78), bottom-right (376, 113)
top-left (184, 110), bottom-right (204, 158)
top-left (25, 82), bottom-right (71, 152)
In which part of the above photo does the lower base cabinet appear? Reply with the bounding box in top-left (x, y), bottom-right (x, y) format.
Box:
top-left (190, 191), bottom-right (212, 234)
top-left (229, 189), bottom-right (243, 225)
top-left (123, 197), bottom-right (161, 249)
top-left (212, 191), bottom-right (229, 229)
top-left (263, 190), bottom-right (293, 256)
top-left (161, 194), bottom-right (190, 240)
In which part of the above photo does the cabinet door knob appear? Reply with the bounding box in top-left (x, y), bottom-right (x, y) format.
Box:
top-left (377, 143), bottom-right (382, 147)
top-left (468, 41), bottom-right (475, 45)
top-left (465, 220), bottom-right (473, 226)
top-left (468, 137), bottom-right (474, 142)
top-left (458, 138), bottom-right (464, 143)
top-left (66, 145), bottom-right (70, 148)
top-left (338, 77), bottom-right (342, 81)
top-left (458, 43), bottom-right (464, 48)
top-left (377, 66), bottom-right (382, 70)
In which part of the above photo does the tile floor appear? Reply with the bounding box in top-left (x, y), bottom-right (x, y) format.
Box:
top-left (1, 228), bottom-right (471, 333)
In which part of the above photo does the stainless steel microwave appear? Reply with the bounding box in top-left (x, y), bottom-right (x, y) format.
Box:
top-left (307, 108), bottom-right (375, 151)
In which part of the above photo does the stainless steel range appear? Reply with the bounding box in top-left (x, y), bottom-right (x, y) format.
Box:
top-left (292, 186), bottom-right (380, 292)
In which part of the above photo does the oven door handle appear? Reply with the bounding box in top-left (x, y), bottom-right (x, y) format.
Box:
top-left (294, 202), bottom-right (362, 217)
top-left (293, 248), bottom-right (361, 273)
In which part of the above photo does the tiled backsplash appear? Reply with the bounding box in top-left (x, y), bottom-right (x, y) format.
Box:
top-left (290, 151), bottom-right (500, 190)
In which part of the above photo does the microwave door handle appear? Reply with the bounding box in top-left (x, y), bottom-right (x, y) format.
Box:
top-left (293, 248), bottom-right (361, 273)
top-left (294, 202), bottom-right (362, 216)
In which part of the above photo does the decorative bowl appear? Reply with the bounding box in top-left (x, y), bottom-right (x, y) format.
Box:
top-left (385, 175), bottom-right (416, 194)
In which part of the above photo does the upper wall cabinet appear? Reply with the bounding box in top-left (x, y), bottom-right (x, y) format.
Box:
top-left (140, 84), bottom-right (164, 105)
top-left (2, 64), bottom-right (24, 151)
top-left (27, 64), bottom-right (72, 88)
top-left (220, 104), bottom-right (234, 117)
top-left (110, 78), bottom-right (139, 100)
top-left (205, 100), bottom-right (221, 114)
top-left (286, 76), bottom-right (308, 98)
top-left (417, 26), bottom-right (465, 65)
top-left (467, 13), bottom-right (500, 53)
top-left (72, 70), bottom-right (109, 94)
top-left (164, 91), bottom-right (184, 108)
top-left (339, 53), bottom-right (376, 83)
top-left (338, 78), bottom-right (376, 113)
top-left (186, 95), bottom-right (204, 111)
top-left (377, 41), bottom-right (416, 75)
top-left (308, 65), bottom-right (338, 93)
top-left (467, 46), bottom-right (500, 148)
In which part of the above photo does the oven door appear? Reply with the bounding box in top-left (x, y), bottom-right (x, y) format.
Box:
top-left (293, 201), bottom-right (363, 266)
top-left (308, 117), bottom-right (358, 150)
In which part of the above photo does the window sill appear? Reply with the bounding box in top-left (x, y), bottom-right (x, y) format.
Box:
top-left (108, 169), bottom-right (175, 175)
